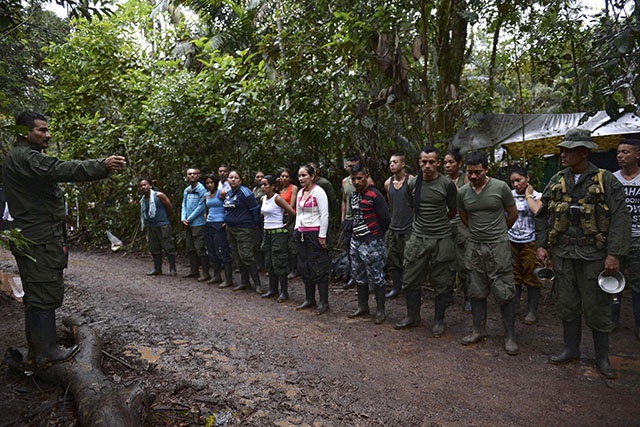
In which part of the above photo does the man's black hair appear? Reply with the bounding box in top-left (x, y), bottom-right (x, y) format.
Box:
top-left (15, 111), bottom-right (46, 136)
top-left (465, 151), bottom-right (488, 169)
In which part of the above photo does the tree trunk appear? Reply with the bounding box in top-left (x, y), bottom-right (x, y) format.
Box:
top-left (435, 0), bottom-right (469, 139)
top-left (5, 317), bottom-right (154, 427)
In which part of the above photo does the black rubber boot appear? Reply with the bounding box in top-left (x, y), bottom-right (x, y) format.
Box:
top-left (611, 292), bottom-right (622, 329)
top-left (374, 286), bottom-right (386, 324)
top-left (348, 285), bottom-right (369, 318)
top-left (29, 309), bottom-right (79, 368)
top-left (249, 265), bottom-right (263, 294)
top-left (549, 318), bottom-right (582, 364)
top-left (262, 273), bottom-right (279, 298)
top-left (277, 274), bottom-right (288, 302)
top-left (207, 263), bottom-right (222, 284)
top-left (461, 277), bottom-right (471, 313)
top-left (342, 277), bottom-right (356, 289)
top-left (633, 291), bottom-right (640, 340)
top-left (168, 254), bottom-right (177, 276)
top-left (501, 299), bottom-right (519, 355)
top-left (147, 254), bottom-right (163, 276)
top-left (296, 281), bottom-right (316, 310)
top-left (524, 286), bottom-right (541, 325)
top-left (240, 268), bottom-right (249, 286)
top-left (197, 255), bottom-right (211, 282)
top-left (219, 263), bottom-right (234, 288)
top-left (232, 267), bottom-right (249, 291)
top-left (315, 281), bottom-right (329, 315)
top-left (394, 289), bottom-right (421, 329)
top-left (593, 330), bottom-right (616, 379)
top-left (386, 270), bottom-right (402, 298)
top-left (288, 256), bottom-right (299, 279)
top-left (24, 307), bottom-right (35, 366)
top-left (183, 252), bottom-right (200, 278)
top-left (432, 292), bottom-right (451, 338)
top-left (514, 284), bottom-right (522, 316)
top-left (461, 299), bottom-right (488, 345)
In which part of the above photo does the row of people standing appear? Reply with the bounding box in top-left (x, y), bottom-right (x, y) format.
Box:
top-left (139, 130), bottom-right (635, 380)
top-left (139, 164), bottom-right (334, 314)
top-left (342, 133), bottom-right (634, 383)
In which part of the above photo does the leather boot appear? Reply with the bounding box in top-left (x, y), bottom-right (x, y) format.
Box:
top-left (632, 291), bottom-right (640, 340)
top-left (232, 267), bottom-right (249, 291)
top-left (374, 286), bottom-right (386, 324)
top-left (593, 330), bottom-right (616, 379)
top-left (29, 309), bottom-right (79, 368)
top-left (549, 318), bottom-right (581, 364)
top-left (395, 289), bottom-right (421, 329)
top-left (611, 292), bottom-right (622, 329)
top-left (296, 280), bottom-right (316, 310)
top-left (277, 274), bottom-right (289, 302)
top-left (501, 299), bottom-right (519, 355)
top-left (249, 265), bottom-right (263, 294)
top-left (348, 285), bottom-right (369, 318)
top-left (461, 299), bottom-right (488, 345)
top-left (315, 281), bottom-right (329, 315)
top-left (524, 286), bottom-right (540, 325)
top-left (147, 254), bottom-right (163, 275)
top-left (386, 270), bottom-right (402, 298)
top-left (183, 252), bottom-right (199, 277)
top-left (24, 307), bottom-right (35, 365)
top-left (262, 273), bottom-right (279, 298)
top-left (197, 256), bottom-right (211, 282)
top-left (207, 263), bottom-right (222, 284)
top-left (219, 263), bottom-right (234, 288)
top-left (432, 292), bottom-right (451, 338)
top-left (168, 254), bottom-right (177, 276)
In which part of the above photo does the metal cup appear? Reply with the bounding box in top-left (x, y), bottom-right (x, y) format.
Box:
top-left (534, 260), bottom-right (555, 285)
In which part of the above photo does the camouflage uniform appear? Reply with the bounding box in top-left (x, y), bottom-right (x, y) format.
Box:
top-left (4, 141), bottom-right (109, 310)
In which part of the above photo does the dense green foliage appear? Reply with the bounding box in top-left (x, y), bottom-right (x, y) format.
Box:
top-left (1, 0), bottom-right (638, 248)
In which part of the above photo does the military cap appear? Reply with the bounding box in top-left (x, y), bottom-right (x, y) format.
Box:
top-left (557, 128), bottom-right (598, 149)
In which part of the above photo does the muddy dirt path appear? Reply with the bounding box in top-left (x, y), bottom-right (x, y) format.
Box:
top-left (1, 247), bottom-right (640, 426)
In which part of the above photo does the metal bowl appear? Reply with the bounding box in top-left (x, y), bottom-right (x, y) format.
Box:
top-left (598, 271), bottom-right (626, 294)
top-left (534, 267), bottom-right (555, 281)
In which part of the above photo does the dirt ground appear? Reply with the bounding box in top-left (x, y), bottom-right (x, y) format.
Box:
top-left (1, 246), bottom-right (640, 426)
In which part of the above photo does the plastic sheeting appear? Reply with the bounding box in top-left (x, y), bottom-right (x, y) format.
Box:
top-left (451, 111), bottom-right (640, 157)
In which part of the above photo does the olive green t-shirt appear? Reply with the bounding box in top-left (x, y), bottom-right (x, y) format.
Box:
top-left (407, 174), bottom-right (457, 239)
top-left (457, 177), bottom-right (515, 243)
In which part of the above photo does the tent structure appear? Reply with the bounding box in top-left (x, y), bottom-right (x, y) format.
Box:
top-left (451, 111), bottom-right (640, 157)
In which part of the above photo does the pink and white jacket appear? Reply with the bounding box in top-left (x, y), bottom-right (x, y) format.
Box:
top-left (294, 184), bottom-right (329, 238)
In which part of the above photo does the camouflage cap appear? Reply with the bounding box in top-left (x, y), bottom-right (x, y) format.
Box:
top-left (557, 128), bottom-right (598, 150)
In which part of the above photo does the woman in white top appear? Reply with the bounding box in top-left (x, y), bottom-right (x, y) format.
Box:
top-left (508, 165), bottom-right (543, 324)
top-left (260, 175), bottom-right (295, 302)
top-left (294, 164), bottom-right (331, 314)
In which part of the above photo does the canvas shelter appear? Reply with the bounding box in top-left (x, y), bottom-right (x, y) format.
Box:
top-left (451, 111), bottom-right (640, 157)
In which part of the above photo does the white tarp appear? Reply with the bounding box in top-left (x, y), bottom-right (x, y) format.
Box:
top-left (452, 111), bottom-right (640, 156)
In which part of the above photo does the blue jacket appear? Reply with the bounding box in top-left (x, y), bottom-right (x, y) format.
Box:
top-left (181, 182), bottom-right (206, 227)
top-left (223, 185), bottom-right (260, 228)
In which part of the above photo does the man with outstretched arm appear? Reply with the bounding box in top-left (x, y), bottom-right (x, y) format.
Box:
top-left (3, 111), bottom-right (126, 368)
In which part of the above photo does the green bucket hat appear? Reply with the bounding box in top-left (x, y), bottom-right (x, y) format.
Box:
top-left (557, 128), bottom-right (599, 149)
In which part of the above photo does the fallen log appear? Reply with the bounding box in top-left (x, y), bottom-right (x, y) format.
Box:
top-left (5, 316), bottom-right (155, 426)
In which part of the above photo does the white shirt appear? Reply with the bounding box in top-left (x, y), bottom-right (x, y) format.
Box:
top-left (261, 194), bottom-right (285, 230)
top-left (614, 170), bottom-right (640, 238)
top-left (508, 189), bottom-right (541, 243)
